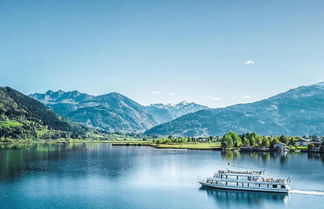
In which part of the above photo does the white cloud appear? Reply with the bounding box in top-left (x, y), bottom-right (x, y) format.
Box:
top-left (245, 60), bottom-right (255, 65)
top-left (152, 90), bottom-right (160, 95)
top-left (202, 96), bottom-right (223, 101)
top-left (169, 92), bottom-right (176, 96)
top-left (242, 95), bottom-right (253, 99)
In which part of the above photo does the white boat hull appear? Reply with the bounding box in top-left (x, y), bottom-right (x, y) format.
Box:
top-left (199, 181), bottom-right (290, 193)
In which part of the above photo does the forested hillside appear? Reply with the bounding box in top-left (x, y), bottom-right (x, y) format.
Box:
top-left (0, 87), bottom-right (88, 139)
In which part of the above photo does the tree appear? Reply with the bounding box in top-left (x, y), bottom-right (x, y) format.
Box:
top-left (255, 136), bottom-right (262, 146)
top-left (221, 132), bottom-right (241, 149)
top-left (307, 143), bottom-right (315, 151)
top-left (249, 136), bottom-right (256, 147)
top-left (209, 136), bottom-right (213, 143)
top-left (279, 135), bottom-right (289, 145)
top-left (242, 137), bottom-right (250, 146)
top-left (221, 134), bottom-right (233, 149)
top-left (288, 138), bottom-right (295, 146)
top-left (261, 137), bottom-right (270, 147)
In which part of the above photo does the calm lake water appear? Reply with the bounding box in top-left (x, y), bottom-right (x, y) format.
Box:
top-left (1, 143), bottom-right (324, 209)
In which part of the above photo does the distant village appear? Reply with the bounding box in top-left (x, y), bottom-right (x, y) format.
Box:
top-left (109, 132), bottom-right (324, 153)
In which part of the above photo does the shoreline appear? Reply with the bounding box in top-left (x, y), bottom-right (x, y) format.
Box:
top-left (0, 140), bottom-right (222, 150)
top-left (111, 142), bottom-right (222, 150)
top-left (0, 140), bottom-right (323, 153)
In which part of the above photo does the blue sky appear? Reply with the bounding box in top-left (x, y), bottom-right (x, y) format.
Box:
top-left (1, 0), bottom-right (324, 107)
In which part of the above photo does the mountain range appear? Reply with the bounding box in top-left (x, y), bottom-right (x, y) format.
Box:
top-left (2, 82), bottom-right (324, 137)
top-left (145, 82), bottom-right (324, 136)
top-left (30, 91), bottom-right (207, 133)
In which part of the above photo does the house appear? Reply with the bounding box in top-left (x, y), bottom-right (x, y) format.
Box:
top-left (295, 139), bottom-right (309, 147)
top-left (273, 143), bottom-right (288, 152)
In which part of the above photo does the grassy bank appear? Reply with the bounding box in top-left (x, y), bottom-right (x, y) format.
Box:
top-left (112, 141), bottom-right (221, 150)
top-left (152, 142), bottom-right (221, 150)
top-left (0, 138), bottom-right (221, 150)
top-left (107, 139), bottom-right (222, 150)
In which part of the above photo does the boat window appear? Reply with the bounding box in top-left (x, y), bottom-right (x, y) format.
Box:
top-left (273, 185), bottom-right (277, 188)
top-left (281, 185), bottom-right (286, 189)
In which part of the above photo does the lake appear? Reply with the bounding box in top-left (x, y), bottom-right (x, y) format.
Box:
top-left (1, 143), bottom-right (324, 209)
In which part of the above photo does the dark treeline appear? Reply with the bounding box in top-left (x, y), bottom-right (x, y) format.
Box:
top-left (221, 132), bottom-right (293, 149)
top-left (221, 131), bottom-right (324, 151)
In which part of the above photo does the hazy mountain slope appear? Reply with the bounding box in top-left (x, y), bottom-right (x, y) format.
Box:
top-left (0, 87), bottom-right (87, 138)
top-left (145, 82), bottom-right (324, 136)
top-left (30, 90), bottom-right (208, 133)
top-left (30, 90), bottom-right (93, 118)
top-left (30, 90), bottom-right (94, 104)
top-left (66, 92), bottom-right (158, 133)
top-left (145, 102), bottom-right (208, 123)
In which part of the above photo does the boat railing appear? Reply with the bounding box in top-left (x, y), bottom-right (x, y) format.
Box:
top-left (259, 177), bottom-right (287, 183)
top-left (213, 172), bottom-right (288, 183)
top-left (218, 169), bottom-right (263, 175)
top-left (246, 176), bottom-right (287, 183)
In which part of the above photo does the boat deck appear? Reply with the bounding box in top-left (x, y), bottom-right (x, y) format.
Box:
top-left (199, 181), bottom-right (290, 193)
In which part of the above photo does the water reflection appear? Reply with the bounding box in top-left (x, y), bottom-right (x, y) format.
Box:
top-left (200, 187), bottom-right (287, 209)
top-left (307, 153), bottom-right (324, 165)
top-left (0, 143), bottom-right (137, 181)
top-left (221, 151), bottom-right (324, 165)
top-left (0, 144), bottom-right (324, 209)
top-left (0, 143), bottom-right (84, 181)
top-left (0, 142), bottom-right (87, 151)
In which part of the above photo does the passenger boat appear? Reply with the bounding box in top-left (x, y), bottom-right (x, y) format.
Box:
top-left (199, 169), bottom-right (291, 193)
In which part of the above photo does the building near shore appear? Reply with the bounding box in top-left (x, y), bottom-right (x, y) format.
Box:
top-left (273, 143), bottom-right (288, 152)
top-left (295, 139), bottom-right (309, 147)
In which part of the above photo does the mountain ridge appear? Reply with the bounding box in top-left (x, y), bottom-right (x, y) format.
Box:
top-left (30, 90), bottom-right (207, 133)
top-left (145, 82), bottom-right (324, 136)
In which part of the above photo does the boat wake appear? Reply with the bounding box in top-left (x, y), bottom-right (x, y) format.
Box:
top-left (290, 190), bottom-right (324, 196)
